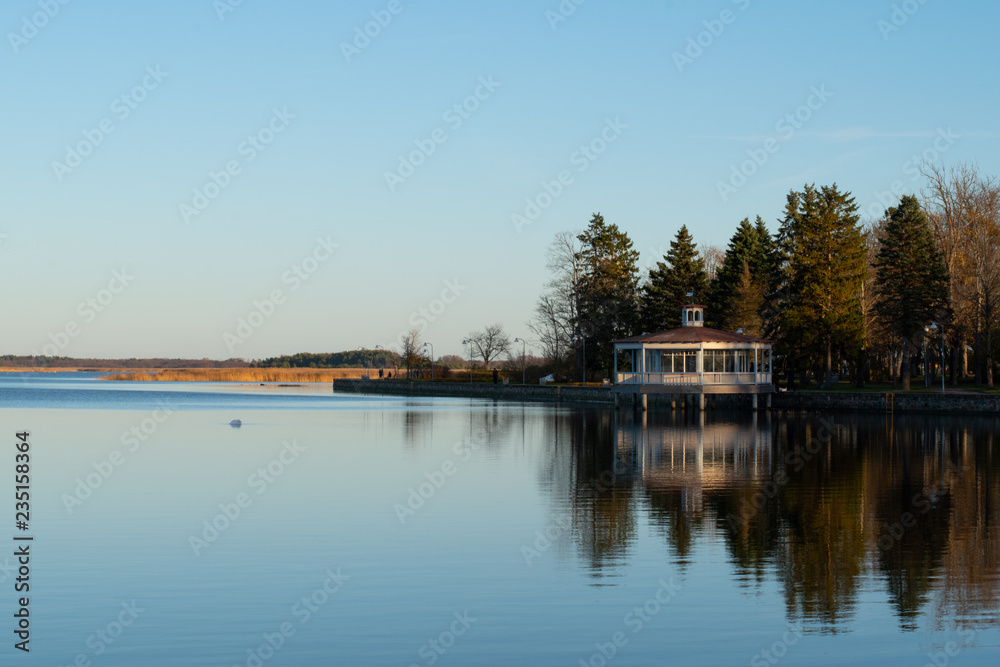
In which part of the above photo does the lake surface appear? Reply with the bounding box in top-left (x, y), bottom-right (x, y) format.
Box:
top-left (1, 372), bottom-right (998, 665)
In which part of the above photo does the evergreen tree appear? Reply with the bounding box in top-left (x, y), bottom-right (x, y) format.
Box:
top-left (874, 195), bottom-right (951, 390)
top-left (710, 216), bottom-right (772, 330)
top-left (641, 225), bottom-right (707, 331)
top-left (766, 184), bottom-right (867, 386)
top-left (730, 261), bottom-right (765, 336)
top-left (576, 213), bottom-right (640, 380)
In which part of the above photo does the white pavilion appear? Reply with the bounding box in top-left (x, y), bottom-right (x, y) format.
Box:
top-left (613, 304), bottom-right (774, 409)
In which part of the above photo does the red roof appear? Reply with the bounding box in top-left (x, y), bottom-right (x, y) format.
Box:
top-left (614, 327), bottom-right (770, 345)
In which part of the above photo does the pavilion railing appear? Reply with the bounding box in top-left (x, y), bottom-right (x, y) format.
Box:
top-left (615, 372), bottom-right (771, 386)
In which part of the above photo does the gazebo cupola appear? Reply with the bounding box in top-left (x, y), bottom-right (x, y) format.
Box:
top-left (682, 304), bottom-right (705, 328)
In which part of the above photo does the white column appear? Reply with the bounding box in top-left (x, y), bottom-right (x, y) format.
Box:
top-left (754, 346), bottom-right (759, 385)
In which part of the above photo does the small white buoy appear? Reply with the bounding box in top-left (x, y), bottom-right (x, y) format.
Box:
top-left (229, 419), bottom-right (242, 427)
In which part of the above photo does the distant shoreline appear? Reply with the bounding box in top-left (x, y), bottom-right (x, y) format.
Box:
top-left (0, 367), bottom-right (374, 382)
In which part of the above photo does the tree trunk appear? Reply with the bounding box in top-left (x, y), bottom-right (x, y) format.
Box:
top-left (825, 340), bottom-right (833, 387)
top-left (951, 339), bottom-right (960, 386)
top-left (901, 343), bottom-right (911, 391)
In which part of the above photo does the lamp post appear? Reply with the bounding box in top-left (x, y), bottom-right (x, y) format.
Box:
top-left (462, 339), bottom-right (471, 382)
top-left (513, 338), bottom-right (526, 385)
top-left (930, 323), bottom-right (945, 393)
top-left (572, 334), bottom-right (586, 386)
top-left (423, 342), bottom-right (434, 381)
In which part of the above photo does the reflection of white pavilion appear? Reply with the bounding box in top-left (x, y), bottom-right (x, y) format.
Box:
top-left (614, 416), bottom-right (773, 514)
top-left (613, 305), bottom-right (774, 410)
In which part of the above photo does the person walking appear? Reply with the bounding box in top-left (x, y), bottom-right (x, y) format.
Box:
top-left (492, 368), bottom-right (499, 384)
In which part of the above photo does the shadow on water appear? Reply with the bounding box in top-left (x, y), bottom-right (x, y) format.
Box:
top-left (536, 407), bottom-right (1000, 634)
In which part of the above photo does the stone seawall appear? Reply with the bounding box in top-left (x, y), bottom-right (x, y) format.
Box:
top-left (333, 380), bottom-right (1000, 415)
top-left (332, 379), bottom-right (614, 404)
top-left (771, 391), bottom-right (1000, 414)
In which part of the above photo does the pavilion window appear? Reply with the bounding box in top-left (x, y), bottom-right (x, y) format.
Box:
top-left (705, 351), bottom-right (723, 372)
top-left (724, 351), bottom-right (736, 373)
top-left (685, 353), bottom-right (697, 373)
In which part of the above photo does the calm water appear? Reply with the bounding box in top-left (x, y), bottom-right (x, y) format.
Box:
top-left (0, 373), bottom-right (998, 666)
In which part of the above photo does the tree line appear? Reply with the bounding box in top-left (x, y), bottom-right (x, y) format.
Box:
top-left (529, 163), bottom-right (1000, 389)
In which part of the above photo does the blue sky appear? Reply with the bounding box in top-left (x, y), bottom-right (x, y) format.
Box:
top-left (2, 0), bottom-right (998, 359)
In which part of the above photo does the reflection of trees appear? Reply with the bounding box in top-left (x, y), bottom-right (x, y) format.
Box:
top-left (535, 409), bottom-right (637, 575)
top-left (569, 410), bottom-right (636, 574)
top-left (775, 418), bottom-right (865, 631)
top-left (537, 408), bottom-right (1000, 631)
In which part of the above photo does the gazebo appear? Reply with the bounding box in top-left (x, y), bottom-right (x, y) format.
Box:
top-left (613, 304), bottom-right (773, 410)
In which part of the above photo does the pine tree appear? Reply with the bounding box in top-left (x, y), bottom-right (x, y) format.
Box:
top-left (710, 216), bottom-right (772, 330)
top-left (874, 195), bottom-right (951, 390)
top-left (576, 213), bottom-right (640, 380)
top-left (641, 225), bottom-right (707, 331)
top-left (730, 261), bottom-right (765, 336)
top-left (766, 184), bottom-right (867, 386)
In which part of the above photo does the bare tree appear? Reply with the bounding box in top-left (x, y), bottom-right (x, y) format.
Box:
top-left (466, 323), bottom-right (511, 368)
top-left (923, 163), bottom-right (1000, 386)
top-left (395, 328), bottom-right (422, 379)
top-left (528, 231), bottom-right (583, 365)
top-left (700, 243), bottom-right (725, 282)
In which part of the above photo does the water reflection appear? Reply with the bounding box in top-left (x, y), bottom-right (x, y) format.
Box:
top-left (541, 408), bottom-right (1000, 633)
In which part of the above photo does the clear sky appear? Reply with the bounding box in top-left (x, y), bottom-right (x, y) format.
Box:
top-left (2, 0), bottom-right (998, 360)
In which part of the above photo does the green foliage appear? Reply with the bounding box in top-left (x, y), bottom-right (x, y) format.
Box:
top-left (641, 225), bottom-right (708, 331)
top-left (874, 195), bottom-right (951, 387)
top-left (766, 184), bottom-right (867, 378)
top-left (257, 350), bottom-right (400, 369)
top-left (710, 216), bottom-right (773, 330)
top-left (576, 213), bottom-right (641, 379)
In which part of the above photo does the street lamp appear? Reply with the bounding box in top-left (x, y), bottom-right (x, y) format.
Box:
top-left (462, 339), bottom-right (471, 382)
top-left (423, 342), bottom-right (434, 381)
top-left (929, 323), bottom-right (945, 393)
top-left (572, 333), bottom-right (586, 386)
top-left (513, 338), bottom-right (526, 385)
